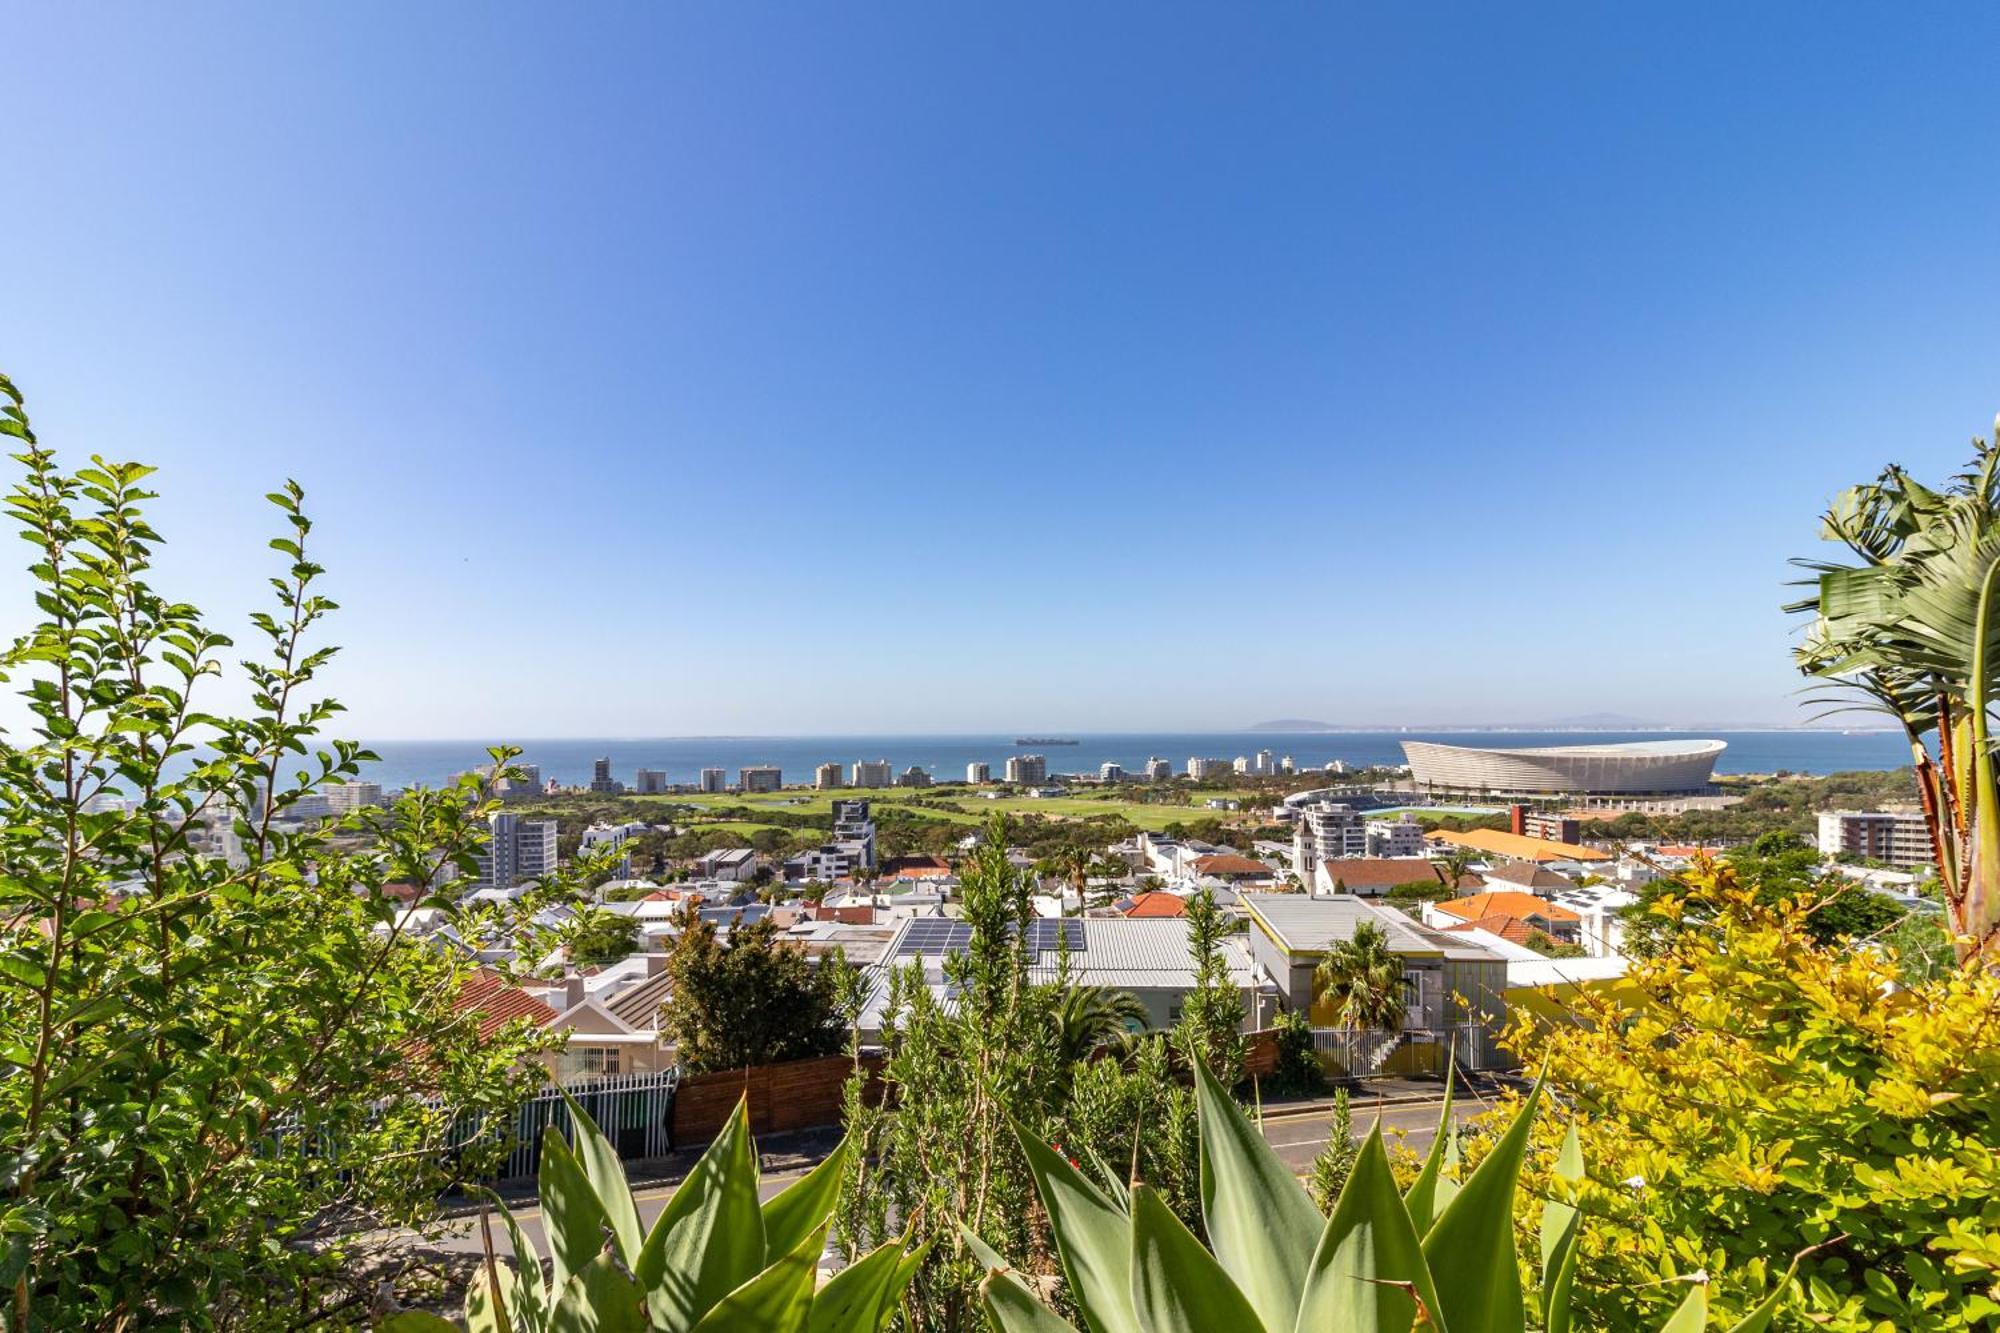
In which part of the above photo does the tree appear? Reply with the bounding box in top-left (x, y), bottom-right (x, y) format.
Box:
top-left (1497, 857), bottom-right (2000, 1329)
top-left (1790, 436), bottom-right (2000, 959)
top-left (0, 380), bottom-right (567, 1328)
top-left (1314, 920), bottom-right (1406, 1032)
top-left (1052, 984), bottom-right (1147, 1064)
top-left (1622, 832), bottom-right (1906, 958)
top-left (1305, 1088), bottom-right (1358, 1212)
top-left (657, 908), bottom-right (845, 1072)
top-left (1177, 886), bottom-right (1247, 1085)
top-left (566, 907), bottom-right (640, 964)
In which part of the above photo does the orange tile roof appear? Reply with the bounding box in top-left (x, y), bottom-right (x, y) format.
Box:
top-left (1653, 844), bottom-right (1725, 859)
top-left (1319, 858), bottom-right (1471, 891)
top-left (1442, 914), bottom-right (1544, 946)
top-left (1119, 891), bottom-right (1188, 918)
top-left (454, 969), bottom-right (558, 1039)
top-left (1434, 891), bottom-right (1582, 924)
top-left (1192, 853), bottom-right (1274, 877)
top-left (1424, 828), bottom-right (1611, 863)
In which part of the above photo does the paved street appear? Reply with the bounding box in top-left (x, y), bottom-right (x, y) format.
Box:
top-left (423, 1093), bottom-right (1479, 1258)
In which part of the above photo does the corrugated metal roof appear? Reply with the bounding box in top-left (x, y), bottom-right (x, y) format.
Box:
top-left (1242, 893), bottom-right (1500, 962)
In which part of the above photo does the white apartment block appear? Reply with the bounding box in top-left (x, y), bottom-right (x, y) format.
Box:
top-left (633, 768), bottom-right (668, 795)
top-left (324, 780), bottom-right (385, 812)
top-left (852, 760), bottom-right (893, 788)
top-left (1100, 762), bottom-right (1125, 782)
top-left (474, 813), bottom-right (559, 892)
top-left (815, 762), bottom-right (844, 789)
top-left (1144, 757), bottom-right (1172, 781)
top-left (1256, 749), bottom-right (1275, 776)
top-left (1233, 757), bottom-right (1252, 775)
top-left (698, 847), bottom-right (758, 881)
top-left (1006, 754), bottom-right (1048, 784)
top-left (739, 766), bottom-right (783, 793)
top-left (831, 799), bottom-right (877, 869)
top-left (1291, 802), bottom-right (1367, 877)
top-left (1816, 809), bottom-right (1933, 869)
top-left (1364, 816), bottom-right (1426, 858)
top-left (699, 768), bottom-right (726, 794)
top-left (1186, 756), bottom-right (1229, 780)
top-left (966, 761), bottom-right (992, 784)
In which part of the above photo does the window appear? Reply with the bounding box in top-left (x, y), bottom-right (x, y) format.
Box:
top-left (574, 1046), bottom-right (621, 1076)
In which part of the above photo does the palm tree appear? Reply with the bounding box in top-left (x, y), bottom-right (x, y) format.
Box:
top-left (1436, 847), bottom-right (1478, 892)
top-left (1313, 921), bottom-right (1407, 1032)
top-left (1053, 984), bottom-right (1148, 1064)
top-left (1790, 438), bottom-right (2000, 960)
top-left (1035, 844), bottom-right (1122, 916)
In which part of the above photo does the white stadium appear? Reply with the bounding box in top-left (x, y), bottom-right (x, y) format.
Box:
top-left (1400, 738), bottom-right (1726, 796)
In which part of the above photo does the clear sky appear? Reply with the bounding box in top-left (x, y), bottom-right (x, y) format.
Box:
top-left (5, 4), bottom-right (2000, 737)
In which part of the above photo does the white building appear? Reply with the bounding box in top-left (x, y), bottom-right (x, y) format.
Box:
top-left (815, 762), bottom-right (845, 790)
top-left (698, 847), bottom-right (759, 881)
top-left (1279, 755), bottom-right (1296, 775)
top-left (1144, 757), bottom-right (1172, 781)
top-left (852, 760), bottom-right (893, 789)
top-left (1364, 816), bottom-right (1426, 858)
top-left (633, 768), bottom-right (669, 795)
top-left (581, 820), bottom-right (646, 878)
top-left (699, 768), bottom-right (726, 794)
top-left (1816, 809), bottom-right (1933, 868)
top-left (325, 780), bottom-right (385, 812)
top-left (473, 813), bottom-right (559, 892)
top-left (1006, 754), bottom-right (1048, 785)
top-left (897, 766), bottom-right (931, 788)
top-left (739, 766), bottom-right (783, 794)
top-left (1256, 749), bottom-right (1275, 777)
top-left (1100, 762), bottom-right (1125, 783)
top-left (832, 798), bottom-right (877, 870)
top-left (1233, 757), bottom-right (1252, 775)
top-left (1186, 756), bottom-right (1229, 779)
top-left (1292, 802), bottom-right (1367, 875)
top-left (966, 761), bottom-right (992, 784)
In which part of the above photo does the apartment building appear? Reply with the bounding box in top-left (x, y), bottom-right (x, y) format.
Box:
top-left (699, 767), bottom-right (726, 794)
top-left (1816, 809), bottom-right (1933, 868)
top-left (966, 761), bottom-right (992, 784)
top-left (633, 768), bottom-right (669, 795)
top-left (897, 766), bottom-right (931, 788)
top-left (324, 780), bottom-right (385, 812)
top-left (739, 766), bottom-right (783, 794)
top-left (473, 812), bottom-right (559, 892)
top-left (1364, 815), bottom-right (1426, 858)
top-left (1100, 762), bottom-right (1125, 783)
top-left (1144, 757), bottom-right (1172, 781)
top-left (831, 799), bottom-right (877, 869)
top-left (1006, 754), bottom-right (1048, 784)
top-left (1522, 811), bottom-right (1583, 844)
top-left (1186, 756), bottom-right (1229, 779)
top-left (1291, 802), bottom-right (1367, 876)
top-left (588, 756), bottom-right (623, 795)
top-left (815, 762), bottom-right (844, 789)
top-left (852, 759), bottom-right (893, 788)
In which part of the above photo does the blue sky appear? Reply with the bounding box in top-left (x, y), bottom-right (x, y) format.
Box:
top-left (5, 3), bottom-right (1999, 737)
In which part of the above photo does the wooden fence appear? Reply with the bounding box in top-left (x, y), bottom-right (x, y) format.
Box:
top-left (671, 1052), bottom-right (885, 1143)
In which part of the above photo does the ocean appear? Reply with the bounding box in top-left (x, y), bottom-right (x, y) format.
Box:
top-left (345, 729), bottom-right (1915, 791)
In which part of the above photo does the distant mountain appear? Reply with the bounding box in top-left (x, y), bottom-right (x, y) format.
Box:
top-left (1246, 719), bottom-right (1340, 732)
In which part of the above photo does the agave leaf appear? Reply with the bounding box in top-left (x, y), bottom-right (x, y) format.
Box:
top-left (1403, 1065), bottom-right (1456, 1233)
top-left (1293, 1125), bottom-right (1440, 1333)
top-left (1128, 1183), bottom-right (1266, 1333)
top-left (465, 1260), bottom-right (519, 1333)
top-left (690, 1223), bottom-right (824, 1333)
top-left (540, 1132), bottom-right (610, 1293)
top-left (1540, 1124), bottom-right (1584, 1333)
top-left (483, 1193), bottom-right (549, 1331)
top-left (1192, 1059), bottom-right (1319, 1332)
top-left (960, 1223), bottom-right (1010, 1273)
top-left (636, 1097), bottom-right (767, 1330)
top-left (1655, 1282), bottom-right (1706, 1333)
top-left (561, 1090), bottom-right (645, 1267)
top-left (549, 1252), bottom-right (649, 1333)
top-left (808, 1235), bottom-right (925, 1333)
top-left (1083, 1143), bottom-right (1131, 1213)
top-left (981, 1266), bottom-right (1085, 1332)
top-left (1013, 1119), bottom-right (1142, 1333)
top-left (1420, 1078), bottom-right (1542, 1333)
top-left (379, 1316), bottom-right (460, 1333)
top-left (765, 1135), bottom-right (852, 1263)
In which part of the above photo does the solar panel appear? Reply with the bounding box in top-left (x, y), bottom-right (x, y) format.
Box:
top-left (894, 918), bottom-right (1085, 957)
top-left (1025, 918), bottom-right (1087, 954)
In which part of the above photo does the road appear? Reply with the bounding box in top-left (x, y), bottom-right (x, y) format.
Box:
top-left (423, 1095), bottom-right (1475, 1258)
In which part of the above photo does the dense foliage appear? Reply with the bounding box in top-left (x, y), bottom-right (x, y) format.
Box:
top-left (0, 388), bottom-right (569, 1329)
top-left (1504, 859), bottom-right (2000, 1329)
top-left (1621, 831), bottom-right (1911, 957)
top-left (658, 909), bottom-right (847, 1073)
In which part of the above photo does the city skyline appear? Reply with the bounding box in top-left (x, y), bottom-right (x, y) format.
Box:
top-left (8, 5), bottom-right (2000, 737)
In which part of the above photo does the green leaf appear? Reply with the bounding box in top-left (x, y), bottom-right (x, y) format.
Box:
top-left (1421, 1078), bottom-right (1542, 1333)
top-left (636, 1096), bottom-right (767, 1330)
top-left (1540, 1124), bottom-right (1584, 1333)
top-left (486, 1195), bottom-right (548, 1331)
top-left (540, 1132), bottom-right (610, 1293)
top-left (764, 1135), bottom-right (852, 1264)
top-left (550, 1252), bottom-right (649, 1333)
top-left (1403, 1065), bottom-right (1456, 1234)
top-left (1655, 1282), bottom-right (1707, 1333)
top-left (465, 1261), bottom-right (519, 1333)
top-left (1725, 1250), bottom-right (1806, 1333)
top-left (378, 1315), bottom-right (460, 1333)
top-left (1013, 1118), bottom-right (1142, 1333)
top-left (562, 1090), bottom-right (644, 1266)
top-left (960, 1222), bottom-right (1010, 1273)
top-left (1192, 1058), bottom-right (1319, 1333)
top-left (981, 1266), bottom-right (1084, 1332)
top-left (1294, 1125), bottom-right (1440, 1333)
top-left (691, 1223), bottom-right (824, 1332)
top-left (807, 1235), bottom-right (918, 1333)
top-left (1127, 1184), bottom-right (1266, 1333)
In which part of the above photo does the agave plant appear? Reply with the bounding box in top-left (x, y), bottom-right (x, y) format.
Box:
top-left (382, 1091), bottom-right (921, 1332)
top-left (974, 1062), bottom-right (1795, 1333)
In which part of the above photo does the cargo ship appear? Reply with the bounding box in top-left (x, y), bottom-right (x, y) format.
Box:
top-left (1015, 737), bottom-right (1080, 746)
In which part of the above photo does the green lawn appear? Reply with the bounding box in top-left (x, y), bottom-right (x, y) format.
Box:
top-left (636, 786), bottom-right (1222, 832)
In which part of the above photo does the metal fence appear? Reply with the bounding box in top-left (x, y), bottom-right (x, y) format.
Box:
top-left (480, 1069), bottom-right (682, 1180)
top-left (1309, 1023), bottom-right (1498, 1079)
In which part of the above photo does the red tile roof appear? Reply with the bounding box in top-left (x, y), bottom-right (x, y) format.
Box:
top-left (1434, 891), bottom-right (1582, 924)
top-left (1442, 914), bottom-right (1544, 946)
top-left (454, 969), bottom-right (558, 1039)
top-left (1119, 892), bottom-right (1188, 918)
top-left (1320, 859), bottom-right (1478, 891)
top-left (1192, 854), bottom-right (1274, 878)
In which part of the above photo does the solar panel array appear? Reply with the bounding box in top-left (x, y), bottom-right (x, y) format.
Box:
top-left (895, 918), bottom-right (1088, 957)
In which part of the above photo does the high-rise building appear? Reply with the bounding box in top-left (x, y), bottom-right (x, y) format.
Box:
top-left (739, 766), bottom-right (783, 794)
top-left (1100, 762), bottom-right (1125, 783)
top-left (1144, 757), bottom-right (1172, 781)
top-left (1256, 749), bottom-right (1275, 776)
top-left (634, 768), bottom-right (668, 795)
top-left (1816, 809), bottom-right (1932, 868)
top-left (852, 759), bottom-right (893, 788)
top-left (1279, 755), bottom-right (1296, 775)
top-left (699, 767), bottom-right (726, 794)
top-left (1186, 756), bottom-right (1228, 779)
top-left (1364, 816), bottom-right (1426, 858)
top-left (831, 799), bottom-right (877, 871)
top-left (1005, 754), bottom-right (1048, 785)
top-left (815, 762), bottom-right (844, 789)
top-left (588, 756), bottom-right (623, 795)
top-left (1233, 756), bottom-right (1252, 775)
top-left (325, 780), bottom-right (384, 812)
top-left (473, 812), bottom-right (559, 892)
top-left (966, 761), bottom-right (992, 784)
top-left (1292, 802), bottom-right (1368, 879)
top-left (897, 766), bottom-right (931, 787)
